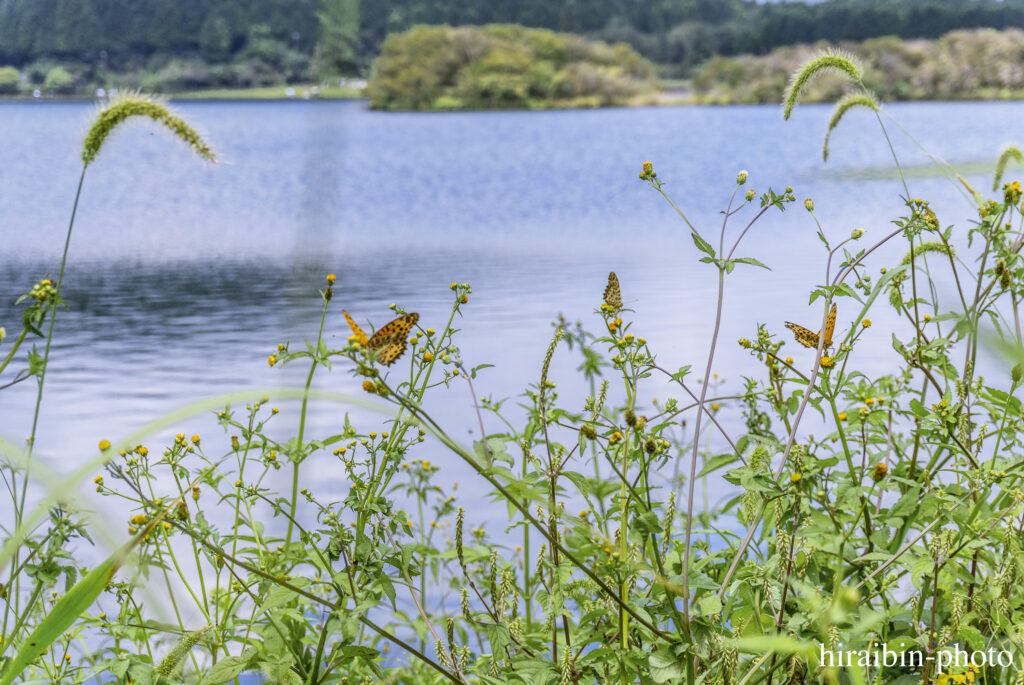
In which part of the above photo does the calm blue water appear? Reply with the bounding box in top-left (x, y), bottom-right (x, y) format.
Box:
top-left (0, 98), bottom-right (1017, 554)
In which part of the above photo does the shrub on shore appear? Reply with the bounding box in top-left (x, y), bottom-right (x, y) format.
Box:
top-left (366, 24), bottom-right (658, 111)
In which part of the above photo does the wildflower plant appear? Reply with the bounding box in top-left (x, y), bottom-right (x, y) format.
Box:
top-left (5, 62), bottom-right (1024, 685)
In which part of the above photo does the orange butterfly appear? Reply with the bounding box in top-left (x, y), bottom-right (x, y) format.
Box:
top-left (343, 310), bottom-right (419, 366)
top-left (785, 303), bottom-right (837, 349)
top-left (603, 272), bottom-right (622, 309)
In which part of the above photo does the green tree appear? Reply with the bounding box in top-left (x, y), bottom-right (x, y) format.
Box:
top-left (199, 14), bottom-right (233, 62)
top-left (0, 65), bottom-right (19, 93)
top-left (43, 66), bottom-right (74, 92)
top-left (314, 0), bottom-right (360, 76)
top-left (53, 0), bottom-right (101, 53)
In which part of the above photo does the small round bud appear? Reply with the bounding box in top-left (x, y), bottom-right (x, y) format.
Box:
top-left (804, 198), bottom-right (815, 212)
top-left (736, 170), bottom-right (748, 185)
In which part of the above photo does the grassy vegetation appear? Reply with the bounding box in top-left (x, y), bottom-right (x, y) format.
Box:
top-left (366, 24), bottom-right (658, 111)
top-left (167, 84), bottom-right (364, 101)
top-left (7, 70), bottom-right (1024, 683)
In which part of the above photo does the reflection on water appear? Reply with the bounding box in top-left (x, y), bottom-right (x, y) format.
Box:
top-left (0, 99), bottom-right (1018, 538)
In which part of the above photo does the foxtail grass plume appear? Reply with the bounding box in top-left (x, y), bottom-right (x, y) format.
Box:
top-left (823, 93), bottom-right (878, 161)
top-left (993, 145), bottom-right (1024, 191)
top-left (783, 51), bottom-right (862, 121)
top-left (155, 625), bottom-right (210, 679)
top-left (81, 93), bottom-right (215, 166)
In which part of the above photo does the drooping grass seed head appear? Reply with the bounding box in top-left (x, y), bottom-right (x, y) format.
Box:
top-left (783, 50), bottom-right (863, 121)
top-left (823, 92), bottom-right (878, 161)
top-left (82, 92), bottom-right (215, 166)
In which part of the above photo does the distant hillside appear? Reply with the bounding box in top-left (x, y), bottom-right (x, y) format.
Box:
top-left (4, 0), bottom-right (1024, 95)
top-left (691, 27), bottom-right (1024, 104)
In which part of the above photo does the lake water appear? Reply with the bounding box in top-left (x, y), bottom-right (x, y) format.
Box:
top-left (0, 99), bottom-right (1019, 555)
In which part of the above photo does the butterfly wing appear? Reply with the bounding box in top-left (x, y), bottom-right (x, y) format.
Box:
top-left (368, 312), bottom-right (419, 349)
top-left (785, 322), bottom-right (820, 348)
top-left (343, 310), bottom-right (369, 346)
top-left (823, 303), bottom-right (837, 347)
top-left (603, 272), bottom-right (622, 309)
top-left (373, 335), bottom-right (408, 366)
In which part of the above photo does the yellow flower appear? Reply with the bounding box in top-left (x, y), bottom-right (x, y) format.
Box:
top-left (579, 509), bottom-right (589, 518)
top-left (93, 475), bottom-right (103, 484)
top-left (865, 398), bottom-right (874, 405)
top-left (608, 431), bottom-right (623, 445)
top-left (871, 462), bottom-right (888, 482)
top-left (130, 514), bottom-right (147, 525)
top-left (838, 412), bottom-right (847, 421)
top-left (820, 356), bottom-right (835, 368)
top-left (98, 439), bottom-right (111, 451)
top-left (738, 338), bottom-right (752, 348)
top-left (790, 473), bottom-right (802, 483)
top-left (785, 357), bottom-right (793, 364)
top-left (326, 273), bottom-right (336, 285)
top-left (362, 380), bottom-right (375, 393)
top-left (711, 403), bottom-right (720, 412)
top-left (191, 434), bottom-right (200, 445)
top-left (861, 319), bottom-right (871, 328)
top-left (642, 161), bottom-right (653, 173)
top-left (924, 314), bottom-right (932, 322)
top-left (423, 351), bottom-right (434, 362)
top-left (268, 355), bottom-right (277, 367)
top-left (459, 294), bottom-right (469, 304)
top-left (804, 198), bottom-right (814, 211)
top-left (137, 446), bottom-right (148, 456)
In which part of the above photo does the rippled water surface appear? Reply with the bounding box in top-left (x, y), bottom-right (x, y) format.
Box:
top-left (1, 99), bottom-right (1019, 543)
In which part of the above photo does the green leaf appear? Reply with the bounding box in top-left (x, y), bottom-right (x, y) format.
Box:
top-left (259, 584), bottom-right (297, 614)
top-left (697, 593), bottom-right (723, 616)
top-left (692, 231), bottom-right (716, 258)
top-left (732, 256), bottom-right (771, 270)
top-left (698, 453), bottom-right (739, 478)
top-left (649, 647), bottom-right (685, 684)
top-left (908, 399), bottom-right (929, 417)
top-left (199, 649), bottom-right (256, 685)
top-left (0, 542), bottom-right (132, 685)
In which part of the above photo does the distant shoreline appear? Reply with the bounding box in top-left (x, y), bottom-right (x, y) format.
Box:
top-left (3, 86), bottom-right (1024, 108)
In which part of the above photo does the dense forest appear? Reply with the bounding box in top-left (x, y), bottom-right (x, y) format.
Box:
top-left (3, 0), bottom-right (1024, 93)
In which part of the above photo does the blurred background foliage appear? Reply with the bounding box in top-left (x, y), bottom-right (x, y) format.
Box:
top-left (3, 0), bottom-right (1024, 100)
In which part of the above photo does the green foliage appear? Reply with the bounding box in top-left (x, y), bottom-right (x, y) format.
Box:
top-left (367, 24), bottom-right (656, 110)
top-left (6, 0), bottom-right (1024, 93)
top-left (0, 65), bottom-right (18, 93)
top-left (11, 60), bottom-right (1024, 685)
top-left (42, 66), bottom-right (74, 93)
top-left (315, 0), bottom-right (361, 77)
top-left (695, 27), bottom-right (1024, 105)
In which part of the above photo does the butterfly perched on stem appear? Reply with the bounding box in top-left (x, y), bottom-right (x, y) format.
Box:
top-left (343, 310), bottom-right (419, 366)
top-left (785, 303), bottom-right (837, 349)
top-left (603, 272), bottom-right (622, 309)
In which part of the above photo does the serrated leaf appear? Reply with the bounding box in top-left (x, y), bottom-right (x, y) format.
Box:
top-left (692, 231), bottom-right (716, 258)
top-left (733, 256), bottom-right (771, 270)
